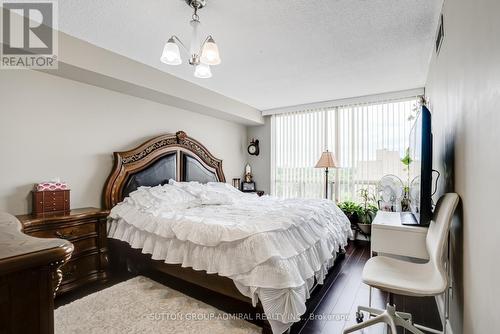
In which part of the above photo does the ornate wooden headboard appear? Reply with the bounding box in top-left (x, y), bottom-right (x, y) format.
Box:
top-left (103, 131), bottom-right (225, 209)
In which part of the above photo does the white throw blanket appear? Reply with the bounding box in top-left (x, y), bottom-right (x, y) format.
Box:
top-left (107, 183), bottom-right (352, 333)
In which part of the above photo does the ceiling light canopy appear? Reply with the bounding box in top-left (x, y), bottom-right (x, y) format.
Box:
top-left (160, 0), bottom-right (221, 79)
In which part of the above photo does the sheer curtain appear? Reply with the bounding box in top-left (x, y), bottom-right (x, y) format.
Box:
top-left (271, 98), bottom-right (417, 201)
top-left (271, 108), bottom-right (328, 198)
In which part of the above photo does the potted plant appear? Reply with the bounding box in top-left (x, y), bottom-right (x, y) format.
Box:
top-left (356, 188), bottom-right (378, 235)
top-left (338, 201), bottom-right (362, 225)
top-left (400, 148), bottom-right (413, 211)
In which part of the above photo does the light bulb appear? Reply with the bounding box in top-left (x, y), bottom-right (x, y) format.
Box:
top-left (194, 63), bottom-right (212, 78)
top-left (160, 37), bottom-right (182, 65)
top-left (200, 37), bottom-right (221, 65)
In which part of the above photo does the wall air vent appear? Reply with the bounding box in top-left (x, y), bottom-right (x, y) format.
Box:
top-left (435, 14), bottom-right (444, 55)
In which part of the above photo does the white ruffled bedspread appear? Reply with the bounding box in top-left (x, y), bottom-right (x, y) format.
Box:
top-left (107, 184), bottom-right (352, 334)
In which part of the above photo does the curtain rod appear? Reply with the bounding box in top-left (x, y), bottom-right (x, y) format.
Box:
top-left (262, 88), bottom-right (425, 116)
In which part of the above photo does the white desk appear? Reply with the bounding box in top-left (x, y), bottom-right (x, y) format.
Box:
top-left (371, 211), bottom-right (429, 260)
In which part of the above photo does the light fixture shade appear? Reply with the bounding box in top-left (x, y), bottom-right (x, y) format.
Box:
top-left (160, 38), bottom-right (182, 65)
top-left (200, 37), bottom-right (221, 65)
top-left (315, 151), bottom-right (337, 168)
top-left (194, 63), bottom-right (212, 78)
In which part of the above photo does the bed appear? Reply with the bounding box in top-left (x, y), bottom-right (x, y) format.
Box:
top-left (103, 131), bottom-right (352, 334)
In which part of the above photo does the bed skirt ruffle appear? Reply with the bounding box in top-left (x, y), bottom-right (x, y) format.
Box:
top-left (108, 218), bottom-right (348, 334)
top-left (107, 196), bottom-right (352, 334)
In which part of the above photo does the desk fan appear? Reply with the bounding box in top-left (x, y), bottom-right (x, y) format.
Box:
top-left (376, 175), bottom-right (404, 212)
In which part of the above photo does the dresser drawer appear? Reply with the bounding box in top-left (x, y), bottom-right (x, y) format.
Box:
top-left (61, 253), bottom-right (100, 284)
top-left (42, 191), bottom-right (65, 200)
top-left (43, 200), bottom-right (66, 213)
top-left (72, 237), bottom-right (98, 256)
top-left (16, 208), bottom-right (109, 295)
top-left (29, 221), bottom-right (97, 240)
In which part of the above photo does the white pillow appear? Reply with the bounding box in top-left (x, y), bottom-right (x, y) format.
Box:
top-left (168, 180), bottom-right (236, 205)
top-left (206, 182), bottom-right (241, 193)
top-left (199, 190), bottom-right (234, 205)
top-left (168, 179), bottom-right (204, 196)
top-left (127, 184), bottom-right (200, 212)
top-left (206, 182), bottom-right (250, 201)
top-left (152, 184), bottom-right (200, 208)
top-left (127, 186), bottom-right (157, 209)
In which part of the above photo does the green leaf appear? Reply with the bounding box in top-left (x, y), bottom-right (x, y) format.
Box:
top-left (401, 148), bottom-right (413, 166)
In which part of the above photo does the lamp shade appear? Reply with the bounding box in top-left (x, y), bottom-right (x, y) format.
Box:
top-left (194, 63), bottom-right (212, 78)
top-left (160, 37), bottom-right (182, 65)
top-left (200, 36), bottom-right (221, 65)
top-left (315, 151), bottom-right (337, 168)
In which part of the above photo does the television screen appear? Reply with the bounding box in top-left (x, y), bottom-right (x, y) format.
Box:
top-left (407, 106), bottom-right (433, 225)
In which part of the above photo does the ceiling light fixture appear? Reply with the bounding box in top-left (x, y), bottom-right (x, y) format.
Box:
top-left (160, 0), bottom-right (221, 79)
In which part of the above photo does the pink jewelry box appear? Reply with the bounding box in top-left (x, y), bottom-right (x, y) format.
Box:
top-left (34, 182), bottom-right (70, 192)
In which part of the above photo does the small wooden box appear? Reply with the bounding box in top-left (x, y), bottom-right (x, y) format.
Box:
top-left (32, 190), bottom-right (70, 214)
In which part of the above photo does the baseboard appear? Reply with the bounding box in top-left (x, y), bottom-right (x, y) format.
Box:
top-left (435, 295), bottom-right (454, 334)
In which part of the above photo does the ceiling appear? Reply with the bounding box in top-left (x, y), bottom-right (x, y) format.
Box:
top-left (58, 0), bottom-right (442, 111)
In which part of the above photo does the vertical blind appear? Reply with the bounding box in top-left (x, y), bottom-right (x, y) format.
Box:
top-left (271, 97), bottom-right (417, 202)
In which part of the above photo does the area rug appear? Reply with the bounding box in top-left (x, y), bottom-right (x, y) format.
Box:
top-left (54, 276), bottom-right (261, 334)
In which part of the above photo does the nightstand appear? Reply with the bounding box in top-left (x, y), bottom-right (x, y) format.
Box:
top-left (242, 190), bottom-right (265, 197)
top-left (16, 207), bottom-right (109, 295)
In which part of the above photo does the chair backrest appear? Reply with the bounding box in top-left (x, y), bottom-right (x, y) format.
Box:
top-left (426, 193), bottom-right (460, 271)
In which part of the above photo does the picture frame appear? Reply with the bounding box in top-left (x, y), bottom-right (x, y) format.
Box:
top-left (241, 181), bottom-right (256, 192)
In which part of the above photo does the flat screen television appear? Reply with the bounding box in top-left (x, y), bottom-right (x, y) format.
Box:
top-left (407, 105), bottom-right (433, 226)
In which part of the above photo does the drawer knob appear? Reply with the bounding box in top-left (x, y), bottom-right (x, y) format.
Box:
top-left (64, 264), bottom-right (77, 278)
top-left (55, 231), bottom-right (71, 239)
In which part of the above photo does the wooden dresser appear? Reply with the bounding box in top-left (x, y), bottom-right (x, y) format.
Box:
top-left (16, 208), bottom-right (109, 295)
top-left (0, 212), bottom-right (73, 334)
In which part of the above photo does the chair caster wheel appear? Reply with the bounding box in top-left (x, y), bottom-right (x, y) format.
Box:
top-left (355, 311), bottom-right (364, 323)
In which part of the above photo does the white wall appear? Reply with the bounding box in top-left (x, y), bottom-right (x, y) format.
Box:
top-left (425, 0), bottom-right (500, 333)
top-left (0, 70), bottom-right (247, 215)
top-left (247, 117), bottom-right (272, 194)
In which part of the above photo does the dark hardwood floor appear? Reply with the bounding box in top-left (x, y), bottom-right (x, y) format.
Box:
top-left (55, 240), bottom-right (441, 334)
top-left (289, 241), bottom-right (441, 334)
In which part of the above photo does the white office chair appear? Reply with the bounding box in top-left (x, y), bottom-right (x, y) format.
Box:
top-left (343, 193), bottom-right (459, 334)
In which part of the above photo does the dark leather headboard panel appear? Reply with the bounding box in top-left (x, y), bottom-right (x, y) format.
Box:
top-left (122, 153), bottom-right (176, 199)
top-left (182, 154), bottom-right (218, 183)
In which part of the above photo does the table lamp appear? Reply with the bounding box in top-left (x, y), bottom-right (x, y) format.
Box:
top-left (315, 150), bottom-right (337, 199)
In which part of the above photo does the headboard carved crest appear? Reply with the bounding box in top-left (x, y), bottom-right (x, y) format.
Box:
top-left (176, 130), bottom-right (187, 142)
top-left (103, 131), bottom-right (225, 209)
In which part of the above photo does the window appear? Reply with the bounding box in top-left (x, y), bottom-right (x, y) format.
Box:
top-left (271, 97), bottom-right (418, 202)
